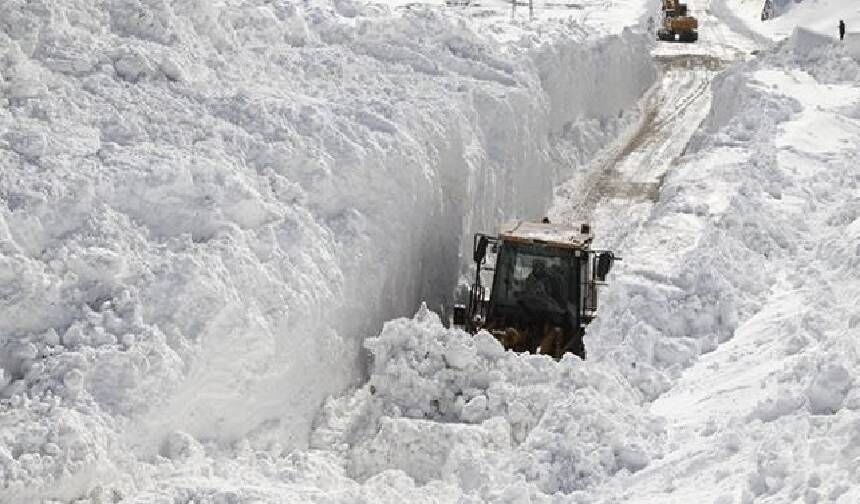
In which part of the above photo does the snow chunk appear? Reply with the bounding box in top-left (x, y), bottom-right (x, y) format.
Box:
top-left (349, 416), bottom-right (510, 484)
top-left (63, 369), bottom-right (85, 394)
top-left (806, 364), bottom-right (852, 415)
top-left (160, 431), bottom-right (203, 461)
top-left (444, 339), bottom-right (476, 370)
top-left (474, 331), bottom-right (506, 360)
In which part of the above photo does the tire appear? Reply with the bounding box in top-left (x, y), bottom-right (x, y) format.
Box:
top-left (679, 31), bottom-right (698, 43)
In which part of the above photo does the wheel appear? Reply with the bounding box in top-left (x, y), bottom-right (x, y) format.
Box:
top-left (679, 31), bottom-right (698, 43)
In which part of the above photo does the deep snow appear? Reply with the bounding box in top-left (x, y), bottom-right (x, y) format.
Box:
top-left (0, 0), bottom-right (656, 500)
top-left (3, 0), bottom-right (860, 502)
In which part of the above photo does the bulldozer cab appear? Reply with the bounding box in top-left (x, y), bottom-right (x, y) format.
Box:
top-left (663, 0), bottom-right (688, 17)
top-left (453, 220), bottom-right (618, 359)
top-left (658, 0), bottom-right (698, 42)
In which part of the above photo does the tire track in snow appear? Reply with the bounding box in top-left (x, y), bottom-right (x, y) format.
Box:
top-left (551, 0), bottom-right (760, 232)
top-left (551, 54), bottom-right (723, 227)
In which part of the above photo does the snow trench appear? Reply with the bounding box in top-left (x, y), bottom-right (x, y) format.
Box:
top-left (292, 29), bottom-right (860, 504)
top-left (0, 0), bottom-right (655, 499)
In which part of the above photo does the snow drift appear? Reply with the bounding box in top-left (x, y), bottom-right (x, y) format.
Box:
top-left (0, 0), bottom-right (654, 499)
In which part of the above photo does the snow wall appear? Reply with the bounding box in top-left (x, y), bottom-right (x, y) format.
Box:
top-left (0, 0), bottom-right (655, 498)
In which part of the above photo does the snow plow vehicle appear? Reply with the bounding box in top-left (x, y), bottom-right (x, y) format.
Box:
top-left (453, 220), bottom-right (618, 359)
top-left (657, 0), bottom-right (698, 42)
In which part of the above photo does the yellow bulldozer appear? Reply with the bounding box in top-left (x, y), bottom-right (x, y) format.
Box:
top-left (657, 0), bottom-right (698, 42)
top-left (452, 220), bottom-right (618, 359)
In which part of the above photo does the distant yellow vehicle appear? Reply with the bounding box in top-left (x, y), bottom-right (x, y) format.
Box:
top-left (657, 0), bottom-right (699, 42)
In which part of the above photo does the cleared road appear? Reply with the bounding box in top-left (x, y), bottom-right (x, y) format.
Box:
top-left (550, 0), bottom-right (762, 253)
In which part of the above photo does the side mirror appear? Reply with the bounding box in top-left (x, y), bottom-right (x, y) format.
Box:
top-left (452, 304), bottom-right (467, 326)
top-left (474, 236), bottom-right (489, 264)
top-left (596, 252), bottom-right (613, 280)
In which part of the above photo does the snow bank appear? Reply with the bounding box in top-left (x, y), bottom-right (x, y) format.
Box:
top-left (586, 26), bottom-right (860, 399)
top-left (584, 28), bottom-right (860, 502)
top-left (0, 0), bottom-right (655, 499)
top-left (702, 34), bottom-right (860, 503)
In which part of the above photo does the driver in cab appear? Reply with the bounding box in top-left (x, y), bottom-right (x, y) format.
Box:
top-left (521, 259), bottom-right (562, 313)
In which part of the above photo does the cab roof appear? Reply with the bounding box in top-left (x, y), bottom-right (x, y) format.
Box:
top-left (498, 220), bottom-right (593, 249)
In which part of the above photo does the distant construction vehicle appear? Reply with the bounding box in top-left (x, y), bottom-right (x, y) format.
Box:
top-left (453, 220), bottom-right (618, 359)
top-left (657, 0), bottom-right (699, 42)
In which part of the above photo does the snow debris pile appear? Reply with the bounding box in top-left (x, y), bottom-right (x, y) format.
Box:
top-left (314, 306), bottom-right (665, 499)
top-left (0, 0), bottom-right (655, 500)
top-left (60, 308), bottom-right (663, 503)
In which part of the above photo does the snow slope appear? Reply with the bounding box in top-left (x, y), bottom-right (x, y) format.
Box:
top-left (0, 0), bottom-right (656, 500)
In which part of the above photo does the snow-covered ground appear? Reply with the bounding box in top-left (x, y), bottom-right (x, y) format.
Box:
top-left (2, 0), bottom-right (859, 502)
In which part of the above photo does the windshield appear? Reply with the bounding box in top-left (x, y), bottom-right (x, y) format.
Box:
top-left (491, 242), bottom-right (578, 315)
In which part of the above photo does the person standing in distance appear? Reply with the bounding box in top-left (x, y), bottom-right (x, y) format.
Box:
top-left (839, 20), bottom-right (846, 41)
